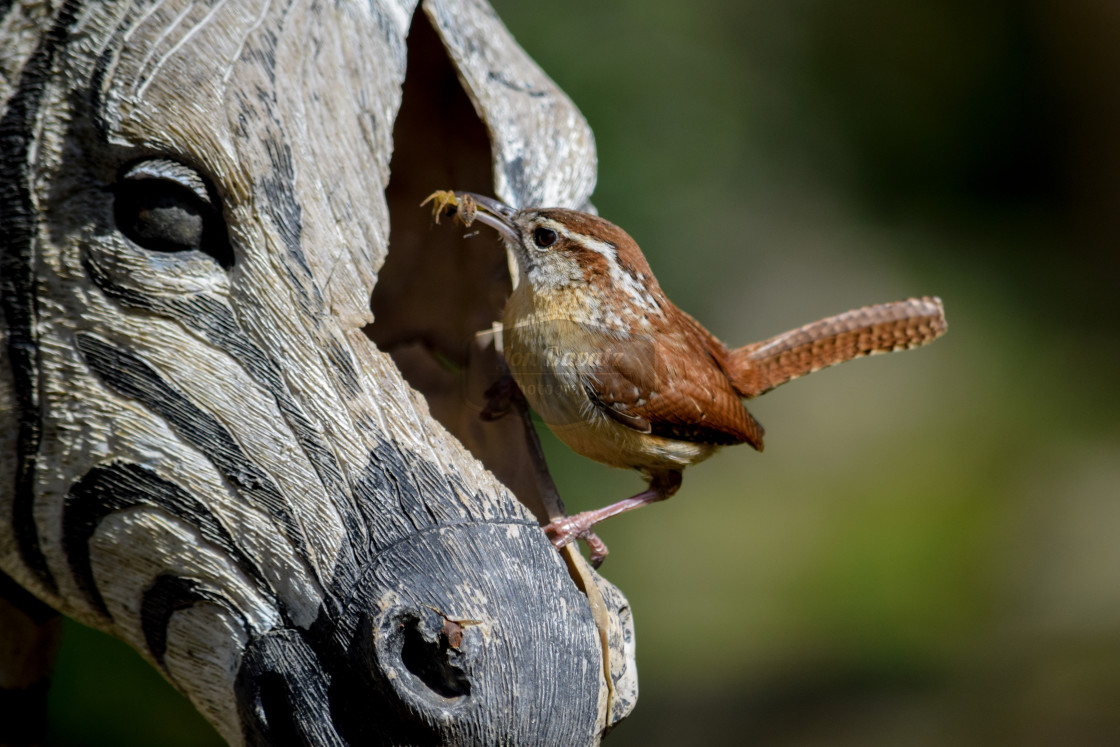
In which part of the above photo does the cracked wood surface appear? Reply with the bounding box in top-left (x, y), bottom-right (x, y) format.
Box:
top-left (0, 1), bottom-right (635, 743)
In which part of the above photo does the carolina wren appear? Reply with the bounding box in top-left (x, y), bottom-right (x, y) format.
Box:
top-left (423, 191), bottom-right (947, 566)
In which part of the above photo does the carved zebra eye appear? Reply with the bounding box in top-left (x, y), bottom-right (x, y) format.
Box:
top-left (113, 159), bottom-right (234, 268)
top-left (532, 226), bottom-right (558, 248)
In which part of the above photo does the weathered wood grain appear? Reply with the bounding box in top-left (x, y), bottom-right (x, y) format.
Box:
top-left (0, 1), bottom-right (636, 743)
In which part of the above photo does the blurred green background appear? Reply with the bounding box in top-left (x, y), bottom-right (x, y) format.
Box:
top-left (44, 0), bottom-right (1120, 744)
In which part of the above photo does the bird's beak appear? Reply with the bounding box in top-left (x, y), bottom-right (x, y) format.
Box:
top-left (457, 192), bottom-right (518, 243)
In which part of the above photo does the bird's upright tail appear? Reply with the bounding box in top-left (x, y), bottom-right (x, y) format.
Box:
top-left (726, 297), bottom-right (947, 398)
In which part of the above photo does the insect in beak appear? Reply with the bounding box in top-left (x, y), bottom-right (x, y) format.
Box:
top-left (422, 190), bottom-right (518, 243)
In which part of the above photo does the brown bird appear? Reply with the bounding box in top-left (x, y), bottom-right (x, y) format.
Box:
top-left (424, 191), bottom-right (947, 566)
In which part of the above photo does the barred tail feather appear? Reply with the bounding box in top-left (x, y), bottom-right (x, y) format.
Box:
top-left (728, 297), bottom-right (947, 398)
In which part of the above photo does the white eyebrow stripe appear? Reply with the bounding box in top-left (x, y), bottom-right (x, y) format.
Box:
top-left (537, 218), bottom-right (661, 314)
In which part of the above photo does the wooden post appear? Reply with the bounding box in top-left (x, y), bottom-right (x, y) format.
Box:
top-left (0, 1), bottom-right (636, 744)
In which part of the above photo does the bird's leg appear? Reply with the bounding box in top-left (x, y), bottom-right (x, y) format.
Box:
top-left (479, 373), bottom-right (527, 421)
top-left (545, 471), bottom-right (683, 567)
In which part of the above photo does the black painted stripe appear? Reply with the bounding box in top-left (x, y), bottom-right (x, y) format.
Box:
top-left (73, 333), bottom-right (317, 583)
top-left (140, 574), bottom-right (247, 669)
top-left (63, 461), bottom-right (271, 618)
top-left (87, 44), bottom-right (114, 139)
top-left (325, 337), bottom-right (361, 398)
top-left (350, 438), bottom-right (522, 554)
top-left (0, 0), bottom-right (80, 593)
top-left (81, 259), bottom-right (369, 583)
top-left (235, 629), bottom-right (348, 747)
top-left (352, 441), bottom-right (441, 545)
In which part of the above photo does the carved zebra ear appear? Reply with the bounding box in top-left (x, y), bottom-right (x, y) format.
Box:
top-left (113, 158), bottom-right (234, 268)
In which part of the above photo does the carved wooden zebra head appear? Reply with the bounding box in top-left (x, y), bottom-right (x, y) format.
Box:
top-left (1, 1), bottom-right (632, 744)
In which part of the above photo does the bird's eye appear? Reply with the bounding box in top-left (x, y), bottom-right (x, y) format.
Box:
top-left (532, 226), bottom-right (558, 248)
top-left (113, 159), bottom-right (233, 268)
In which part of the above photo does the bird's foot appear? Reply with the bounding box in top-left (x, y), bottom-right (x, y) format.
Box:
top-left (544, 514), bottom-right (610, 568)
top-left (479, 373), bottom-right (525, 421)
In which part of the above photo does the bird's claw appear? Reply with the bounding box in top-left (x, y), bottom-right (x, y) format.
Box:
top-left (544, 515), bottom-right (609, 568)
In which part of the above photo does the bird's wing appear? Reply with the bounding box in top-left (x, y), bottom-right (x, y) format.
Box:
top-left (582, 319), bottom-right (765, 449)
